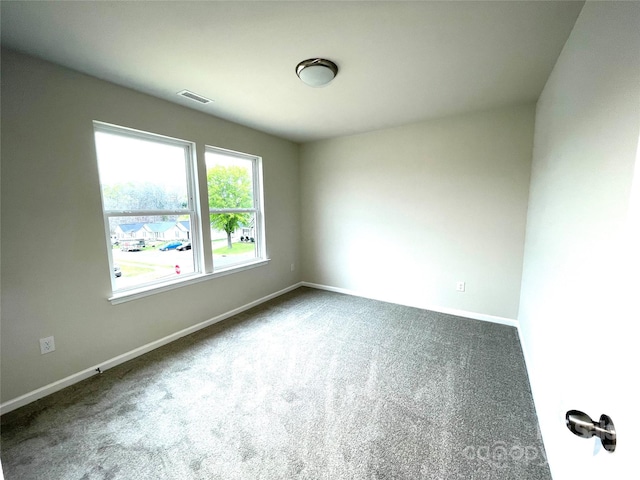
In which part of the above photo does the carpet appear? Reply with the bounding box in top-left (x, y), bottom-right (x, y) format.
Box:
top-left (1, 287), bottom-right (551, 479)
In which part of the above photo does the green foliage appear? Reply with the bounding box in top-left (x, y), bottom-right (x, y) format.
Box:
top-left (207, 165), bottom-right (252, 248)
top-left (207, 165), bottom-right (252, 209)
top-left (102, 182), bottom-right (186, 211)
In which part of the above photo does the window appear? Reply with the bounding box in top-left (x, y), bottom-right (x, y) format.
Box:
top-left (205, 147), bottom-right (262, 270)
top-left (94, 122), bottom-right (266, 298)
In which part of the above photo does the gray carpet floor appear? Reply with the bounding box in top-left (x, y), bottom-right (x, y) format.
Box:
top-left (1, 287), bottom-right (551, 479)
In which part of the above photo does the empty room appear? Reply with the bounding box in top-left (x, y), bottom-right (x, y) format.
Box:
top-left (1, 1), bottom-right (638, 479)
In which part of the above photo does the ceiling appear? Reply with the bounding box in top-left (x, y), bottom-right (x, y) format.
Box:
top-left (1, 1), bottom-right (584, 143)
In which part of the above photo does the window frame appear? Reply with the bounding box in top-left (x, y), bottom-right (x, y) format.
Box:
top-left (93, 122), bottom-right (268, 303)
top-left (205, 145), bottom-right (266, 272)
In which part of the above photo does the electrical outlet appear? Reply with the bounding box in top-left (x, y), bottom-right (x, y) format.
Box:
top-left (39, 336), bottom-right (56, 355)
top-left (456, 281), bottom-right (466, 292)
top-left (291, 263), bottom-right (295, 272)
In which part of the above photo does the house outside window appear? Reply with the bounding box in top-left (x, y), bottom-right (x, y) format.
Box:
top-left (93, 122), bottom-right (266, 299)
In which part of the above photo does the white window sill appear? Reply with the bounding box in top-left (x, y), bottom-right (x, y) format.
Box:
top-left (108, 258), bottom-right (270, 305)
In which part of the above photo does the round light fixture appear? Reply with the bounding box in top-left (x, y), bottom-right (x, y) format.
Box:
top-left (296, 58), bottom-right (338, 88)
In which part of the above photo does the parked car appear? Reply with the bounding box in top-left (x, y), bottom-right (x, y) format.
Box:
top-left (114, 265), bottom-right (122, 277)
top-left (177, 242), bottom-right (191, 251)
top-left (120, 240), bottom-right (145, 252)
top-left (159, 241), bottom-right (183, 251)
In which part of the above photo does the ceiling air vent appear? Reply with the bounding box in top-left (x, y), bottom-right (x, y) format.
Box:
top-left (177, 90), bottom-right (213, 104)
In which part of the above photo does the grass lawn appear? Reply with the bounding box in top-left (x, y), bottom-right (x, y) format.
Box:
top-left (116, 256), bottom-right (162, 276)
top-left (213, 242), bottom-right (255, 255)
top-left (120, 264), bottom-right (155, 276)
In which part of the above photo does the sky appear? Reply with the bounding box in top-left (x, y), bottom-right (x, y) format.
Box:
top-left (94, 130), bottom-right (252, 189)
top-left (94, 130), bottom-right (188, 189)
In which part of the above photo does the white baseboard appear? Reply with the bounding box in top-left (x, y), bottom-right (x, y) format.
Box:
top-left (301, 282), bottom-right (518, 327)
top-left (0, 283), bottom-right (303, 416)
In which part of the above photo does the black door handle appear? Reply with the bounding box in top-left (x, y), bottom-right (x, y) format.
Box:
top-left (565, 410), bottom-right (616, 452)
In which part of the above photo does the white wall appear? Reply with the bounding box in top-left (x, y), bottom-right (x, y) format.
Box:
top-left (0, 50), bottom-right (301, 404)
top-left (300, 104), bottom-right (534, 320)
top-left (518, 2), bottom-right (640, 478)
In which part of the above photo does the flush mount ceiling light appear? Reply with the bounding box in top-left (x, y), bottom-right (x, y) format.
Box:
top-left (296, 58), bottom-right (339, 88)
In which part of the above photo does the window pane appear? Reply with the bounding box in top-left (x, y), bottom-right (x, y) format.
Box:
top-left (95, 131), bottom-right (189, 211)
top-left (205, 151), bottom-right (254, 209)
top-left (109, 215), bottom-right (195, 290)
top-left (211, 213), bottom-right (257, 269)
